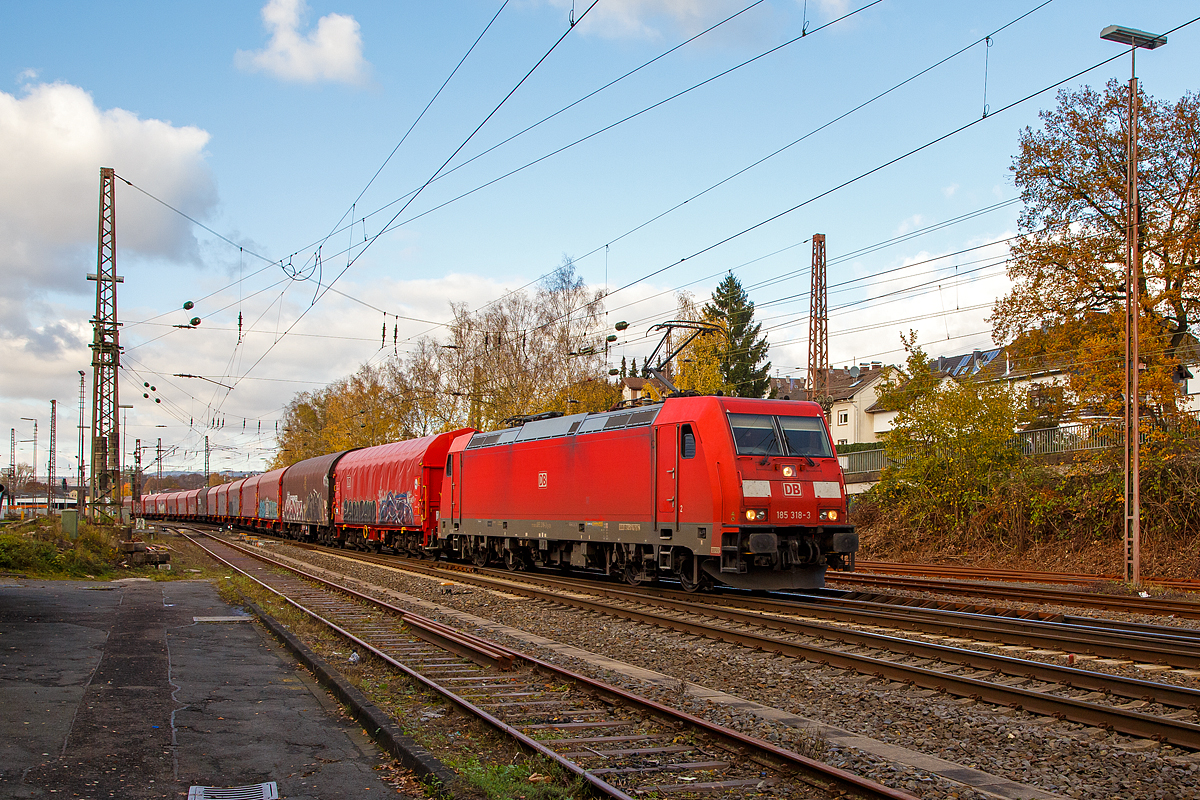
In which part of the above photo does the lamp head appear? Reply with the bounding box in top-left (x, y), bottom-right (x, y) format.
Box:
top-left (1100, 25), bottom-right (1166, 49)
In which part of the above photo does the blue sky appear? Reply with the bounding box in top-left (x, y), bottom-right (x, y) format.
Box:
top-left (2, 0), bottom-right (1197, 476)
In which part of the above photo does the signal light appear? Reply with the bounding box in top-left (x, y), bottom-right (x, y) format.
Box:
top-left (820, 509), bottom-right (839, 521)
top-left (782, 465), bottom-right (796, 477)
top-left (745, 509), bottom-right (766, 522)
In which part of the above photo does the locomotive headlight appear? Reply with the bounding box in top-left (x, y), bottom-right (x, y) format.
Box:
top-left (782, 465), bottom-right (796, 477)
top-left (819, 509), bottom-right (839, 521)
top-left (745, 509), bottom-right (767, 522)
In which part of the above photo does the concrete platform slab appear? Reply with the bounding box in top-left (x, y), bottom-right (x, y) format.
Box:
top-left (0, 580), bottom-right (411, 799)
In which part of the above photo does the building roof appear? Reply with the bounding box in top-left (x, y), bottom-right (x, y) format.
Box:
top-left (825, 363), bottom-right (890, 402)
top-left (774, 364), bottom-right (892, 403)
top-left (769, 376), bottom-right (806, 400)
top-left (929, 347), bottom-right (1004, 378)
top-left (621, 376), bottom-right (671, 394)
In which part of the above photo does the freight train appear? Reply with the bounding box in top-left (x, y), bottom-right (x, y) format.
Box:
top-left (141, 395), bottom-right (857, 590)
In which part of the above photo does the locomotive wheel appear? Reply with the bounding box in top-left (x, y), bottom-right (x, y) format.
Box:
top-left (624, 563), bottom-right (645, 586)
top-left (472, 548), bottom-right (489, 567)
top-left (504, 550), bottom-right (523, 571)
top-left (677, 556), bottom-right (710, 593)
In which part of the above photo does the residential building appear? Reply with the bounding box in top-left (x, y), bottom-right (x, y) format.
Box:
top-left (824, 363), bottom-right (893, 446)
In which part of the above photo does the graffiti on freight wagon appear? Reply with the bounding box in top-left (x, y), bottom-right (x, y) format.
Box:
top-left (343, 498), bottom-right (376, 524)
top-left (283, 490), bottom-right (328, 523)
top-left (378, 491), bottom-right (415, 525)
top-left (342, 489), bottom-right (416, 526)
top-left (258, 497), bottom-right (279, 519)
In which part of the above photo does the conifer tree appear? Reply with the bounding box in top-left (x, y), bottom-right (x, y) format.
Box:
top-left (703, 273), bottom-right (771, 397)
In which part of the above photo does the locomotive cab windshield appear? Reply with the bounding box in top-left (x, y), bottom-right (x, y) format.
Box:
top-left (728, 413), bottom-right (833, 458)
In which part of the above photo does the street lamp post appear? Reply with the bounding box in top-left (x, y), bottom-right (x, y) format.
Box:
top-left (1100, 25), bottom-right (1167, 587)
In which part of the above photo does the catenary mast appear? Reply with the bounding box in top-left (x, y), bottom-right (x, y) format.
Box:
top-left (89, 167), bottom-right (124, 521)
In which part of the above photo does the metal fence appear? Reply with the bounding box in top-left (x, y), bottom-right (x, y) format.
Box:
top-left (840, 408), bottom-right (1200, 477)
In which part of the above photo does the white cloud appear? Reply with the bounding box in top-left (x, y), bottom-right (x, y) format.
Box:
top-left (17, 68), bottom-right (39, 83)
top-left (236, 0), bottom-right (367, 85)
top-left (809, 0), bottom-right (851, 16)
top-left (943, 183), bottom-right (959, 198)
top-left (551, 0), bottom-right (756, 40)
top-left (0, 80), bottom-right (215, 365)
top-left (894, 214), bottom-right (924, 235)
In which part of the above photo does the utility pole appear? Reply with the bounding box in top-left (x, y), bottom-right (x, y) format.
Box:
top-left (47, 400), bottom-right (56, 518)
top-left (77, 371), bottom-right (86, 514)
top-left (806, 234), bottom-right (830, 409)
top-left (156, 438), bottom-right (163, 488)
top-left (89, 166), bottom-right (124, 522)
top-left (204, 435), bottom-right (210, 486)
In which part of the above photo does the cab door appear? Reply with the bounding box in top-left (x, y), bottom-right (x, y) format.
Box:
top-left (654, 424), bottom-right (679, 535)
top-left (448, 453), bottom-right (462, 529)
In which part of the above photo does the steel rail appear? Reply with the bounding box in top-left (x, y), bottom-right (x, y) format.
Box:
top-left (827, 572), bottom-right (1200, 619)
top-left (187, 530), bottom-right (917, 800)
top-left (854, 560), bottom-right (1123, 585)
top-left (184, 533), bottom-right (637, 800)
top-left (855, 561), bottom-right (1200, 594)
top-left (414, 559), bottom-right (1200, 667)
top-left (635, 587), bottom-right (1200, 666)
top-left (279, 544), bottom-right (1200, 749)
top-left (283, 544), bottom-right (1200, 671)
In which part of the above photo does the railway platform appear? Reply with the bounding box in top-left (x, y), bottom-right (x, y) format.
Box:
top-left (0, 577), bottom-right (410, 799)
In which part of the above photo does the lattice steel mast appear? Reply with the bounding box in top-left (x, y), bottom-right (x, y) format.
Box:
top-left (89, 167), bottom-right (124, 521)
top-left (47, 400), bottom-right (56, 517)
top-left (806, 234), bottom-right (829, 407)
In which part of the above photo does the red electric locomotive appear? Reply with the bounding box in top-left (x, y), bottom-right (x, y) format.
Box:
top-left (439, 395), bottom-right (855, 590)
top-left (140, 395), bottom-right (855, 590)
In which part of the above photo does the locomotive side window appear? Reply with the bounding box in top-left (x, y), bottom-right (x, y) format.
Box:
top-left (779, 416), bottom-right (834, 458)
top-left (728, 414), bottom-right (783, 455)
top-left (681, 425), bottom-right (696, 458)
top-left (446, 455), bottom-right (452, 476)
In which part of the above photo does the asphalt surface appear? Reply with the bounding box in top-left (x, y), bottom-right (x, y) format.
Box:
top-left (0, 578), bottom-right (408, 799)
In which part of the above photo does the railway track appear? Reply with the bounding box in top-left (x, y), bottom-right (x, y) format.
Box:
top-left (854, 560), bottom-right (1200, 593)
top-left (827, 571), bottom-right (1200, 620)
top-left (242, 538), bottom-right (1200, 751)
top-left (272, 540), bottom-right (1200, 671)
top-left (182, 529), bottom-right (916, 800)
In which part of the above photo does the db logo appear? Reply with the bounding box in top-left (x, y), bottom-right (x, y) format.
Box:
top-left (782, 482), bottom-right (803, 497)
top-left (538, 472), bottom-right (548, 489)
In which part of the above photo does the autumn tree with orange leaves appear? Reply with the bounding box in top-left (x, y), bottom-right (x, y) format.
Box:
top-left (992, 81), bottom-right (1200, 417)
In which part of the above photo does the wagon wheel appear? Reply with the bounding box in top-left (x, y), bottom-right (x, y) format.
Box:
top-left (504, 549), bottom-right (524, 572)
